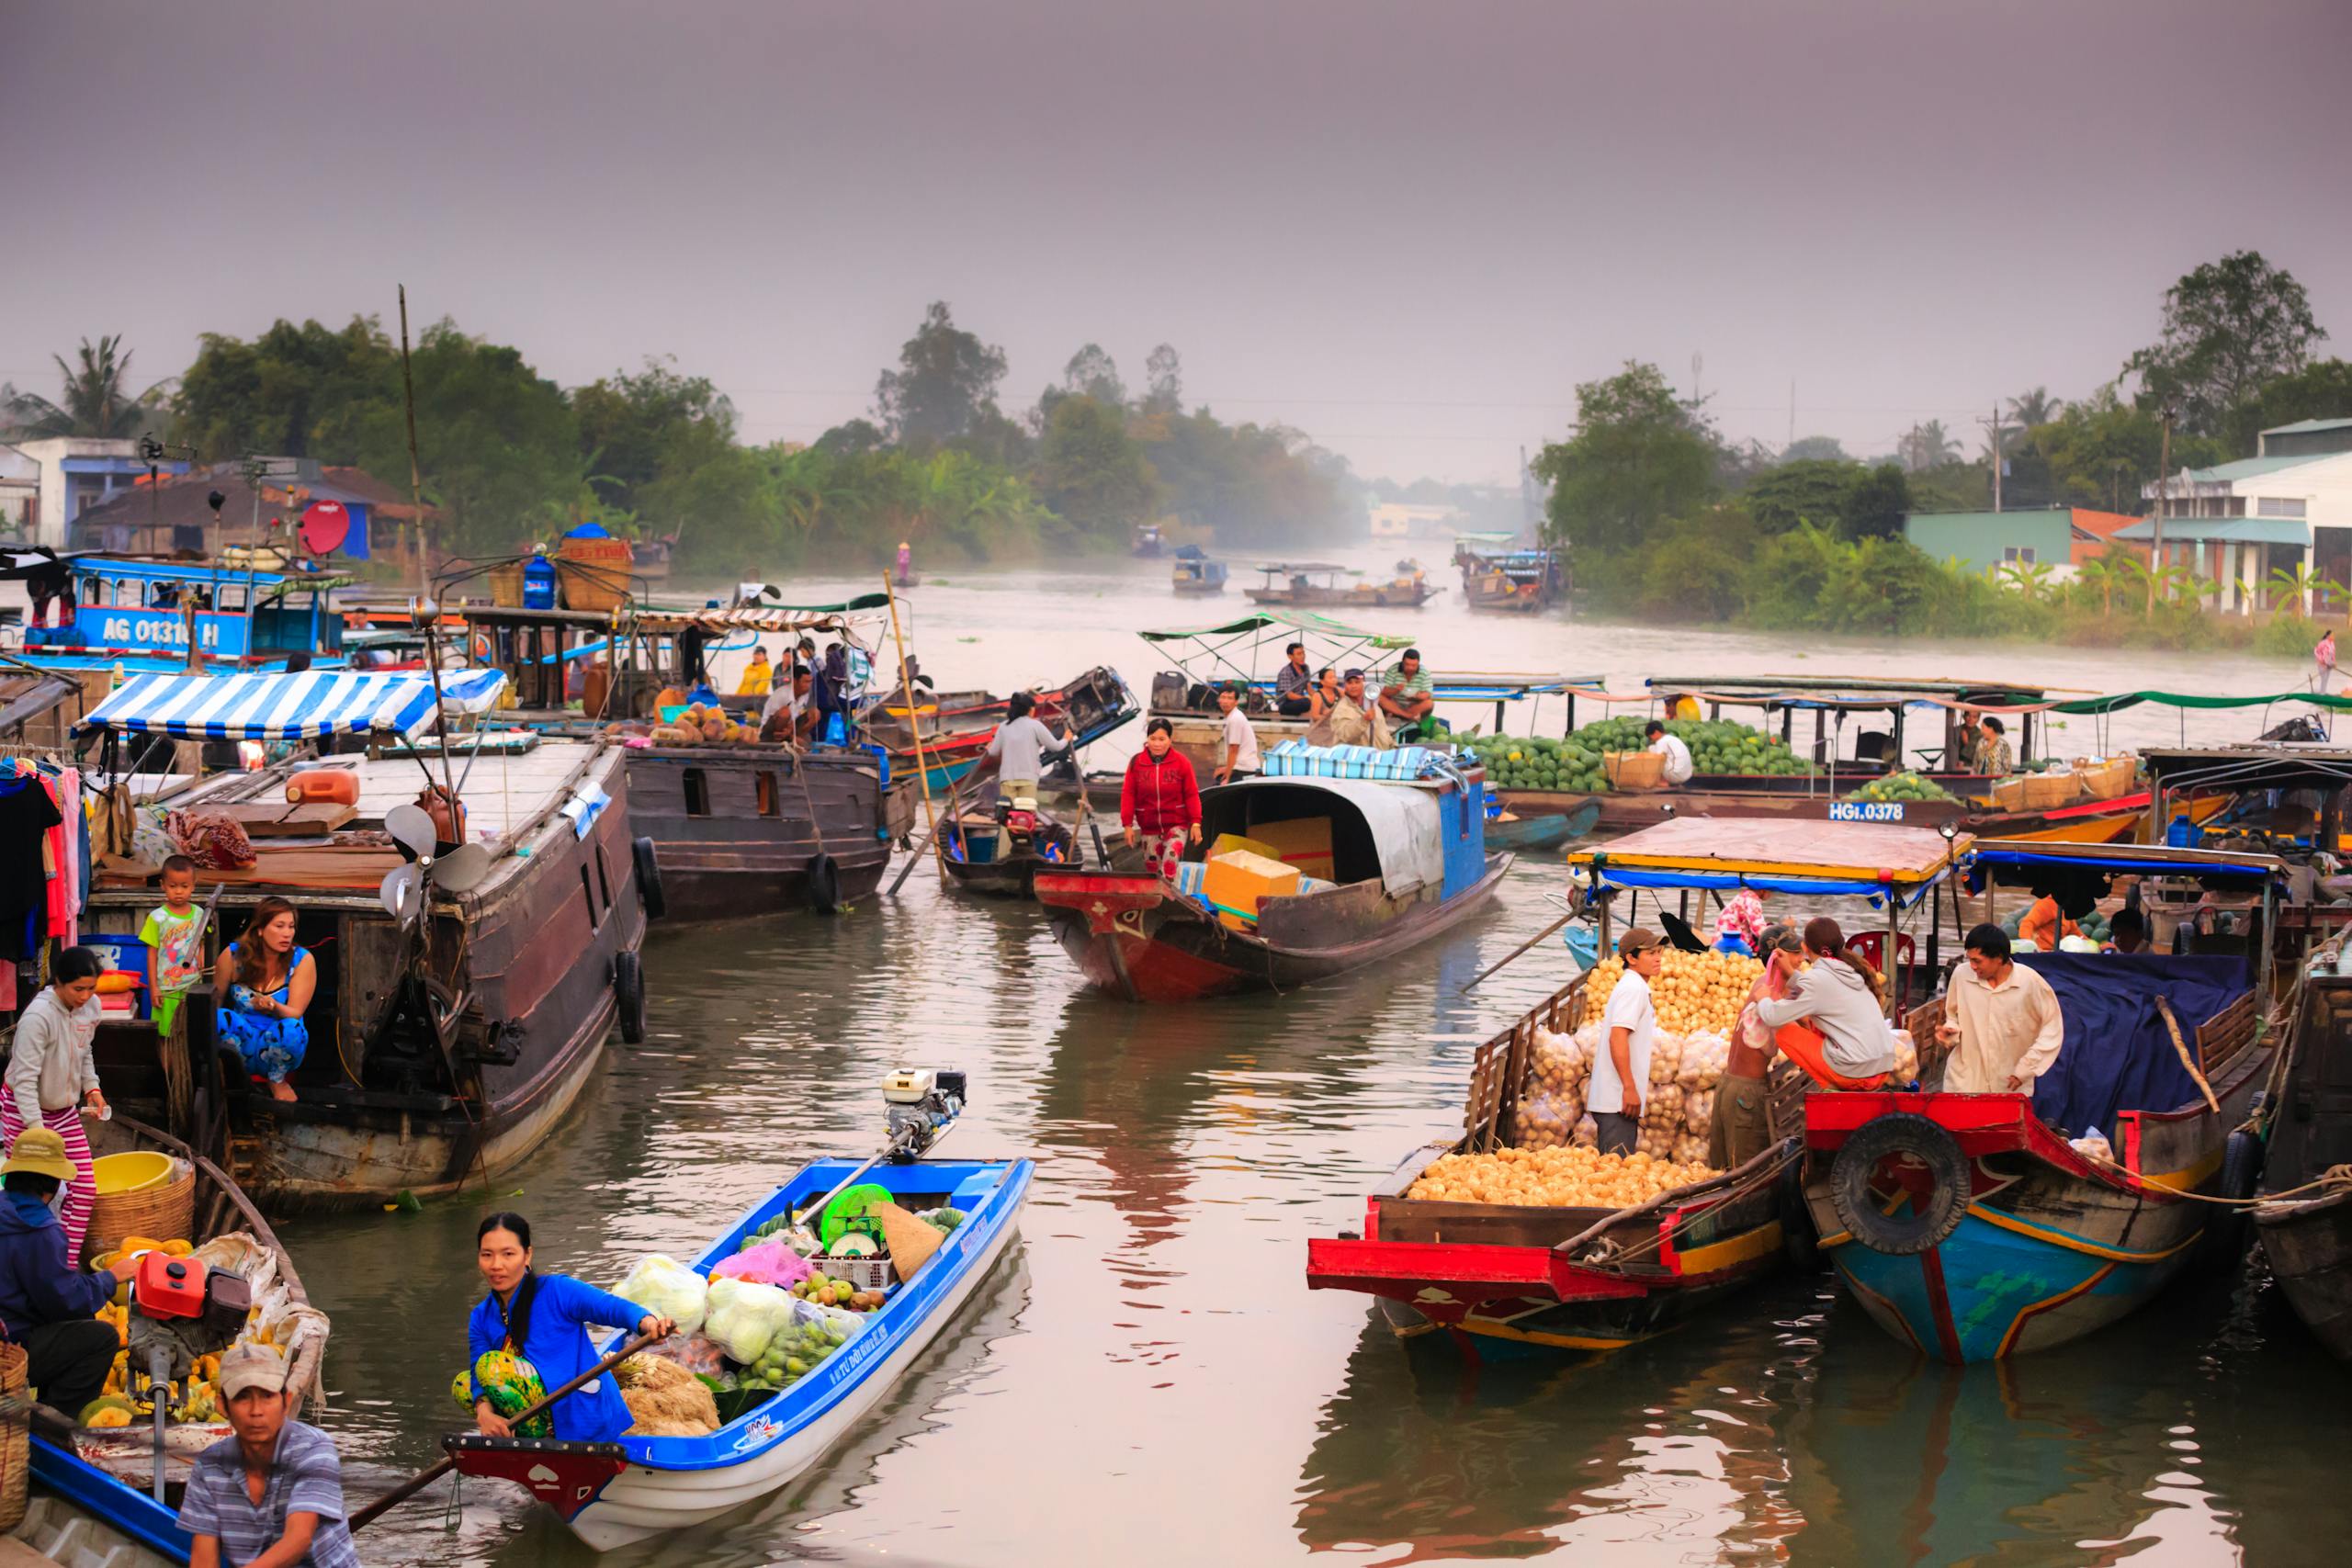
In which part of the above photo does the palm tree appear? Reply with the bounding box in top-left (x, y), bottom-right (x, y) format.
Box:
top-left (2075, 554), bottom-right (2120, 619)
top-left (1899, 420), bottom-right (1961, 472)
top-left (2271, 561), bottom-right (2321, 615)
top-left (2, 335), bottom-right (166, 439)
top-left (2000, 559), bottom-right (2055, 603)
top-left (2149, 561), bottom-right (2201, 615)
top-left (2007, 387), bottom-right (2065, 429)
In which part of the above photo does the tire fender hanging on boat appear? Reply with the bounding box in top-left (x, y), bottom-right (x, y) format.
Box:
top-left (2193, 1127), bottom-right (2263, 1270)
top-left (807, 852), bottom-right (842, 915)
top-left (614, 951), bottom-right (647, 1044)
top-left (1828, 1112), bottom-right (1971, 1256)
top-left (632, 836), bottom-right (666, 920)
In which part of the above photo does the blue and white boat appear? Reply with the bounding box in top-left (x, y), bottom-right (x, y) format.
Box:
top-left (14, 557), bottom-right (354, 675)
top-left (446, 1127), bottom-right (1031, 1551)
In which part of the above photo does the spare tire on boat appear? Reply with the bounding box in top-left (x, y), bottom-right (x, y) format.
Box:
top-left (1828, 1112), bottom-right (1971, 1257)
top-left (614, 951), bottom-right (647, 1044)
top-left (633, 836), bottom-right (666, 921)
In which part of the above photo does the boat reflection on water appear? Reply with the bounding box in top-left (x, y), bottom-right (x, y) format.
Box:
top-left (1295, 1267), bottom-right (2352, 1566)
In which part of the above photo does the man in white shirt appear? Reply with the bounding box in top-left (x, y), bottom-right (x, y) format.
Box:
top-left (1645, 720), bottom-right (1694, 785)
top-left (1591, 928), bottom-right (1663, 1155)
top-left (1937, 923), bottom-right (2066, 1093)
top-left (1215, 682), bottom-right (1261, 784)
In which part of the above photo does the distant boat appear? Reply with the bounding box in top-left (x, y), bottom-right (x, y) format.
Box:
top-left (1170, 544), bottom-right (1227, 595)
top-left (1464, 548), bottom-right (1566, 613)
top-left (1243, 559), bottom-right (1438, 610)
top-left (1132, 524), bottom-right (1165, 558)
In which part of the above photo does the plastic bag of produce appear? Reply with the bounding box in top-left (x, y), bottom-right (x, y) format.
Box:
top-left (633, 1331), bottom-right (731, 1385)
top-left (1513, 1089), bottom-right (1584, 1150)
top-left (1890, 1027), bottom-right (1920, 1082)
top-left (1682, 1088), bottom-right (1716, 1137)
top-left (712, 1239), bottom-right (813, 1291)
top-left (734, 1299), bottom-right (866, 1393)
top-left (703, 1276), bottom-right (796, 1365)
top-left (1648, 1032), bottom-right (1685, 1086)
top-left (616, 1255), bottom-right (708, 1335)
top-left (1572, 1113), bottom-right (1599, 1149)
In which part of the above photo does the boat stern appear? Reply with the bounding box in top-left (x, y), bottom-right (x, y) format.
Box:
top-left (1032, 870), bottom-right (1250, 1000)
top-left (445, 1436), bottom-right (633, 1526)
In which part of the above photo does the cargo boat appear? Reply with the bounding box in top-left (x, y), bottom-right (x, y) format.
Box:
top-left (1035, 743), bottom-right (1507, 1001)
top-left (75, 667), bottom-right (647, 1209)
top-left (1242, 559), bottom-right (1438, 610)
top-left (1802, 837), bottom-right (2284, 1362)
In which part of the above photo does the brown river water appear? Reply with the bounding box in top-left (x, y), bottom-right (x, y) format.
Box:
top-left (284, 553), bottom-right (2352, 1566)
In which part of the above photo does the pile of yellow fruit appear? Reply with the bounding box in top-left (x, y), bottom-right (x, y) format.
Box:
top-left (81, 1235), bottom-right (278, 1429)
top-left (1408, 1145), bottom-right (1718, 1210)
top-left (1582, 948), bottom-right (1764, 1036)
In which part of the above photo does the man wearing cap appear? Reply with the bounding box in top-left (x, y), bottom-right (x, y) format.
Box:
top-left (178, 1341), bottom-right (358, 1567)
top-left (0, 1127), bottom-right (141, 1418)
top-left (1324, 670), bottom-right (1393, 749)
top-left (1592, 930), bottom-right (1664, 1156)
top-left (1214, 682), bottom-right (1261, 784)
top-left (1378, 649), bottom-right (1437, 740)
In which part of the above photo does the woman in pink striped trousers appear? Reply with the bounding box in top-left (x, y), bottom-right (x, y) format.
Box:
top-left (3, 949), bottom-right (108, 1261)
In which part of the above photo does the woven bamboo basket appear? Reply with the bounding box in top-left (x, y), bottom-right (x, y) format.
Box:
top-left (2018, 772), bottom-right (2085, 810)
top-left (487, 561), bottom-right (526, 608)
top-left (556, 536), bottom-right (635, 615)
top-left (2075, 756), bottom-right (2135, 800)
top-left (82, 1159), bottom-right (197, 1267)
top-left (0, 1342), bottom-right (25, 1531)
top-left (1603, 750), bottom-right (1665, 790)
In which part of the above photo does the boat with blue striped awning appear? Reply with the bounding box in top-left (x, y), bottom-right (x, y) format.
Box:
top-left (75, 667), bottom-right (507, 741)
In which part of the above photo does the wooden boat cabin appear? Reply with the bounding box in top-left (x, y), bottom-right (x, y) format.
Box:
top-left (1804, 836), bottom-right (2285, 1363)
top-left (72, 666), bottom-right (646, 1209)
top-left (1035, 741), bottom-right (1507, 1000)
top-left (1170, 544), bottom-right (1228, 595)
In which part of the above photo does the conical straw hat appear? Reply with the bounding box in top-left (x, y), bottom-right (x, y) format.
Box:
top-left (871, 1201), bottom-right (944, 1281)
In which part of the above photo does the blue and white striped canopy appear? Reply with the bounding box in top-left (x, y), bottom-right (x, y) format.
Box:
top-left (76, 668), bottom-right (509, 741)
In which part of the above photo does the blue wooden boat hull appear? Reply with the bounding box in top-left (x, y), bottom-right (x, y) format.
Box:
top-left (447, 1153), bottom-right (1032, 1551)
top-left (26, 1440), bottom-right (191, 1563)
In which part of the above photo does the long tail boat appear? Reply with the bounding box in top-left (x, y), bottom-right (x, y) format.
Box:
top-left (76, 666), bottom-right (646, 1209)
top-left (1035, 743), bottom-right (1507, 1001)
top-left (1803, 838), bottom-right (2286, 1363)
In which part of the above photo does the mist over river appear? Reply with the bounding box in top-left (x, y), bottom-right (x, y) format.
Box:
top-left (290, 551), bottom-right (2352, 1567)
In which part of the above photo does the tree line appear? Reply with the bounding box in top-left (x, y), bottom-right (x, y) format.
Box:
top-left (1536, 249), bottom-right (2344, 640)
top-left (2, 305), bottom-right (1359, 573)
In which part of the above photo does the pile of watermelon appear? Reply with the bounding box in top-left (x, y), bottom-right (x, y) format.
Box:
top-left (1460, 733), bottom-right (1610, 793)
top-left (1844, 771), bottom-right (1955, 804)
top-left (1572, 716), bottom-right (1815, 778)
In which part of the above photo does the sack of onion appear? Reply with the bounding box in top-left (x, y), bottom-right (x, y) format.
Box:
top-left (1408, 1145), bottom-right (1720, 1210)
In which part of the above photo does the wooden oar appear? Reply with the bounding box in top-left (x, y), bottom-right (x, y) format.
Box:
top-left (1459, 911), bottom-right (1577, 993)
top-left (348, 1328), bottom-right (664, 1533)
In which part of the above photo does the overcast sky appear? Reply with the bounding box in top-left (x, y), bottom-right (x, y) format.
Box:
top-left (6, 0), bottom-right (2347, 485)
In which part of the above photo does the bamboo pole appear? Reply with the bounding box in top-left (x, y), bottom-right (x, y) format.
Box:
top-left (880, 572), bottom-right (942, 885)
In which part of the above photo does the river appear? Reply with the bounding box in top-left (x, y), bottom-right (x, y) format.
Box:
top-left (288, 551), bottom-right (2352, 1567)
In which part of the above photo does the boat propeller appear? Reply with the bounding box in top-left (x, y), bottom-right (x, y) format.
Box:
top-left (378, 804), bottom-right (494, 925)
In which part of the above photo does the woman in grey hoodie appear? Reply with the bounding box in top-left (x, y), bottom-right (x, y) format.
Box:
top-left (1751, 917), bottom-right (1897, 1086)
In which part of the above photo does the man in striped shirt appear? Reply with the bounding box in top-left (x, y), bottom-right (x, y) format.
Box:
top-left (177, 1343), bottom-right (358, 1568)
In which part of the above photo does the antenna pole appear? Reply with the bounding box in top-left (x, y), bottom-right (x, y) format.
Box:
top-left (398, 286), bottom-right (428, 599)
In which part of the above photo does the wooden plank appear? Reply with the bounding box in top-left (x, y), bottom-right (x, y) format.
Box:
top-left (211, 802), bottom-right (358, 838)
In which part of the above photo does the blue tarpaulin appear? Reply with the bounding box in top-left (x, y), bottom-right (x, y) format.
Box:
top-left (1587, 865), bottom-right (1942, 908)
top-left (2017, 953), bottom-right (2248, 1140)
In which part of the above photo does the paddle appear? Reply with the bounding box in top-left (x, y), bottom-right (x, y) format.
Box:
top-left (1460, 886), bottom-right (1598, 994)
top-left (348, 1328), bottom-right (665, 1533)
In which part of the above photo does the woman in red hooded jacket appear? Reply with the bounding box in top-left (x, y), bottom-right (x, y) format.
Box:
top-left (1120, 718), bottom-right (1203, 880)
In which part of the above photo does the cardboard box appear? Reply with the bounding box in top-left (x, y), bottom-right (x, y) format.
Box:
top-left (1210, 832), bottom-right (1279, 862)
top-left (1201, 849), bottom-right (1302, 930)
top-left (1250, 816), bottom-right (1338, 880)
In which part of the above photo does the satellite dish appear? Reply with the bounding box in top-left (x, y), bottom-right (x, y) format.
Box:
top-left (384, 804), bottom-right (438, 862)
top-left (298, 501), bottom-right (350, 555)
top-left (379, 863), bottom-right (424, 927)
top-left (430, 842), bottom-right (493, 895)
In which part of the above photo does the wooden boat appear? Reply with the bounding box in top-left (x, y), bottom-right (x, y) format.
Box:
top-left (77, 668), bottom-right (646, 1209)
top-left (1035, 748), bottom-right (1508, 1001)
top-left (1243, 560), bottom-right (1437, 610)
top-left (2256, 952), bottom-right (2352, 1358)
top-left (1483, 803), bottom-right (1593, 852)
top-left (1306, 979), bottom-right (1809, 1359)
top-left (1132, 524), bottom-right (1165, 558)
top-left (1462, 549), bottom-right (1563, 613)
top-left (447, 1150), bottom-right (1033, 1551)
top-left (871, 666), bottom-right (1139, 799)
top-left (15, 1114), bottom-right (327, 1562)
top-left (941, 803), bottom-right (1092, 898)
top-left (1803, 840), bottom-right (2287, 1363)
top-left (1170, 545), bottom-right (1227, 595)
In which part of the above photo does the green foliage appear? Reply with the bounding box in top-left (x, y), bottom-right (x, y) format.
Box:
top-left (2011, 384), bottom-right (2226, 513)
top-left (2124, 250), bottom-right (2327, 438)
top-left (1780, 435), bottom-right (1849, 463)
top-left (1532, 362), bottom-right (1716, 554)
top-left (1030, 395), bottom-right (1157, 537)
top-left (173, 317), bottom-right (398, 460)
top-left (873, 301), bottom-right (1010, 449)
top-left (1130, 406), bottom-right (1351, 547)
top-left (1741, 458), bottom-right (1909, 539)
top-left (570, 359), bottom-right (736, 518)
top-left (1633, 508), bottom-right (1754, 622)
top-left (2233, 358), bottom-right (2352, 452)
top-left (2256, 612), bottom-right (2326, 659)
top-left (1896, 420), bottom-right (1961, 472)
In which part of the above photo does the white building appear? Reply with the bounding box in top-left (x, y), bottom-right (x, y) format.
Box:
top-left (2126, 417), bottom-right (2352, 612)
top-left (6, 436), bottom-right (186, 550)
top-left (1368, 502), bottom-right (1460, 540)
top-left (0, 445), bottom-right (38, 537)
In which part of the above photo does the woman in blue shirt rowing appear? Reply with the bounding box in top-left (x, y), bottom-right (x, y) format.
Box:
top-left (464, 1212), bottom-right (674, 1442)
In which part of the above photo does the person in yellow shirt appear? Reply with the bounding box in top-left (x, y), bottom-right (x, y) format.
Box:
top-left (736, 646), bottom-right (773, 697)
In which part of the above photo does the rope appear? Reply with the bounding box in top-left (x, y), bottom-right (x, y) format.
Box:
top-left (2067, 1144), bottom-right (2352, 1208)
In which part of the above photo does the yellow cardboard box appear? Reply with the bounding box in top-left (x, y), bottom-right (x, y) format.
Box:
top-left (1201, 850), bottom-right (1302, 931)
top-left (1249, 817), bottom-right (1337, 880)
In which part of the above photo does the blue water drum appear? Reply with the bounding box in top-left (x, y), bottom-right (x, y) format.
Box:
top-left (522, 555), bottom-right (558, 610)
